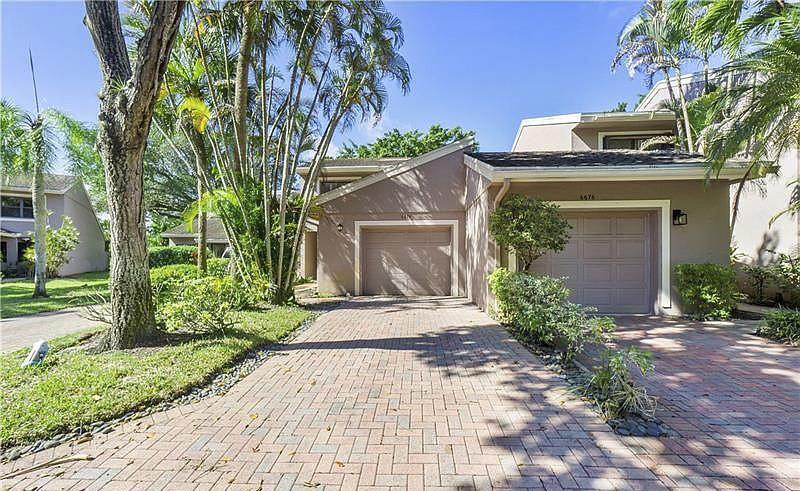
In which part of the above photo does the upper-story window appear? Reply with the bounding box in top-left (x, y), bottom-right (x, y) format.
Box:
top-left (1, 197), bottom-right (34, 218)
top-left (602, 133), bottom-right (673, 151)
top-left (319, 181), bottom-right (347, 193)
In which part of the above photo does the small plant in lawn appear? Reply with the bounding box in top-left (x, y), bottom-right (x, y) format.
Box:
top-left (757, 308), bottom-right (800, 346)
top-left (674, 263), bottom-right (740, 320)
top-left (489, 194), bottom-right (571, 270)
top-left (22, 215), bottom-right (80, 278)
top-left (586, 347), bottom-right (657, 421)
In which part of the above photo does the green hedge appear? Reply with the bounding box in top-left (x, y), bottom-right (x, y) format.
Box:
top-left (673, 263), bottom-right (739, 320)
top-left (150, 264), bottom-right (199, 302)
top-left (757, 308), bottom-right (800, 346)
top-left (149, 246), bottom-right (197, 268)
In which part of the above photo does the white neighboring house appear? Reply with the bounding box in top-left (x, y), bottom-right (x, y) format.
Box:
top-left (0, 174), bottom-right (108, 276)
top-left (635, 73), bottom-right (799, 265)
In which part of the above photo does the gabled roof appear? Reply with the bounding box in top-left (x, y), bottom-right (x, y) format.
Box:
top-left (297, 157), bottom-right (407, 176)
top-left (315, 137), bottom-right (475, 205)
top-left (1, 173), bottom-right (80, 194)
top-left (162, 216), bottom-right (229, 243)
top-left (465, 150), bottom-right (754, 182)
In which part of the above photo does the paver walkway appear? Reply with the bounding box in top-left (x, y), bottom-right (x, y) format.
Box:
top-left (613, 316), bottom-right (800, 490)
top-left (2, 298), bottom-right (658, 490)
top-left (0, 308), bottom-right (98, 353)
top-left (2, 299), bottom-right (798, 490)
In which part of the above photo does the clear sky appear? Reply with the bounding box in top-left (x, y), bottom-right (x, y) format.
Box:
top-left (1, 1), bottom-right (653, 170)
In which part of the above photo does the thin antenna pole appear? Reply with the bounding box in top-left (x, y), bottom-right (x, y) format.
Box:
top-left (28, 49), bottom-right (40, 115)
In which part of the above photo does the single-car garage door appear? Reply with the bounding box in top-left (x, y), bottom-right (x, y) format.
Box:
top-left (362, 226), bottom-right (451, 296)
top-left (530, 211), bottom-right (656, 314)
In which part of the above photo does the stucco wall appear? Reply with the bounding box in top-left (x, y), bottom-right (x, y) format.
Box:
top-left (464, 166), bottom-right (494, 310)
top-left (317, 150), bottom-right (468, 296)
top-left (505, 180), bottom-right (731, 314)
top-left (60, 185), bottom-right (107, 276)
top-left (571, 121), bottom-right (677, 150)
top-left (513, 123), bottom-right (575, 151)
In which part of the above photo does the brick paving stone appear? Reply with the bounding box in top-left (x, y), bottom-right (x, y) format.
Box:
top-left (2, 299), bottom-right (797, 490)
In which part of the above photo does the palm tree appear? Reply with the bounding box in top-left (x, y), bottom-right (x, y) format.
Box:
top-left (0, 99), bottom-right (54, 298)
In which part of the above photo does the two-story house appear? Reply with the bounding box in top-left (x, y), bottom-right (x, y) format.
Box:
top-left (1, 174), bottom-right (107, 276)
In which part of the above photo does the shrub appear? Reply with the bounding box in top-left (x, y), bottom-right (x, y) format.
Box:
top-left (158, 276), bottom-right (248, 334)
top-left (585, 347), bottom-right (657, 420)
top-left (489, 268), bottom-right (614, 361)
top-left (673, 263), bottom-right (739, 320)
top-left (769, 252), bottom-right (800, 303)
top-left (150, 264), bottom-right (199, 303)
top-left (149, 246), bottom-right (197, 268)
top-left (757, 308), bottom-right (800, 346)
top-left (22, 215), bottom-right (80, 277)
top-left (741, 264), bottom-right (771, 304)
top-left (206, 257), bottom-right (231, 278)
top-left (489, 195), bottom-right (571, 270)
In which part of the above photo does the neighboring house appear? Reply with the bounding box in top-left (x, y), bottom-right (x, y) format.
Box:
top-left (0, 174), bottom-right (107, 276)
top-left (161, 216), bottom-right (319, 280)
top-left (161, 216), bottom-right (230, 257)
top-left (636, 74), bottom-right (800, 266)
top-left (299, 115), bottom-right (750, 314)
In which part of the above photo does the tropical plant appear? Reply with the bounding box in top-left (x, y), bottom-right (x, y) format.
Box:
top-left (22, 216), bottom-right (80, 278)
top-left (585, 347), bottom-right (657, 420)
top-left (757, 308), bottom-right (800, 346)
top-left (741, 263), bottom-right (771, 304)
top-left (338, 124), bottom-right (476, 158)
top-left (673, 263), bottom-right (740, 319)
top-left (83, 0), bottom-right (186, 349)
top-left (489, 195), bottom-right (571, 271)
top-left (148, 1), bottom-right (412, 304)
top-left (0, 99), bottom-right (54, 298)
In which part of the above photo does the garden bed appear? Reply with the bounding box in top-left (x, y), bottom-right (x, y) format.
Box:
top-left (0, 306), bottom-right (312, 452)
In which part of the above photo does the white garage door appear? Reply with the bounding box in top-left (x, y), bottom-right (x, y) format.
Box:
top-left (362, 226), bottom-right (451, 296)
top-left (531, 211), bottom-right (656, 314)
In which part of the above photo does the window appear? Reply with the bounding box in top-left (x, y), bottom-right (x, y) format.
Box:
top-left (603, 133), bottom-right (673, 151)
top-left (319, 181), bottom-right (346, 193)
top-left (1, 197), bottom-right (34, 218)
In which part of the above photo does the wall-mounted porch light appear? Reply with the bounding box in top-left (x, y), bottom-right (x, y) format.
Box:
top-left (336, 223), bottom-right (344, 233)
top-left (672, 209), bottom-right (688, 226)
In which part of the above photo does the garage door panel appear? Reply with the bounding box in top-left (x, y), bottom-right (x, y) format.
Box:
top-left (583, 240), bottom-right (613, 259)
top-left (363, 227), bottom-right (451, 296)
top-left (531, 211), bottom-right (655, 314)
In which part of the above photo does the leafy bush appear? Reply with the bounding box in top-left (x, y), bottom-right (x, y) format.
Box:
top-left (741, 264), bottom-right (772, 303)
top-left (768, 252), bottom-right (800, 303)
top-left (158, 276), bottom-right (248, 334)
top-left (757, 308), bottom-right (800, 346)
top-left (489, 268), bottom-right (614, 361)
top-left (585, 347), bottom-right (657, 420)
top-left (206, 257), bottom-right (231, 278)
top-left (149, 246), bottom-right (197, 268)
top-left (489, 195), bottom-right (571, 270)
top-left (673, 263), bottom-right (740, 320)
top-left (22, 215), bottom-right (80, 277)
top-left (150, 264), bottom-right (199, 303)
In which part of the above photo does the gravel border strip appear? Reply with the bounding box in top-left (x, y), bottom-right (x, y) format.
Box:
top-left (0, 301), bottom-right (345, 463)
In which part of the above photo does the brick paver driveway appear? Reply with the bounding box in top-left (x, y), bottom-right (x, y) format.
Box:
top-left (2, 299), bottom-right (798, 490)
top-left (3, 298), bottom-right (658, 490)
top-left (614, 316), bottom-right (800, 490)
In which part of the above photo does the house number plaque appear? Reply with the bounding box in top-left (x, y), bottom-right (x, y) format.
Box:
top-left (579, 194), bottom-right (595, 201)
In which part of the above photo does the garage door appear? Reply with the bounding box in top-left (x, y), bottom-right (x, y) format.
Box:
top-left (530, 211), bottom-right (656, 314)
top-left (362, 226), bottom-right (451, 296)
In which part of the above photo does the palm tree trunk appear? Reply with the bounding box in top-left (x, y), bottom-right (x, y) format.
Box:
top-left (31, 130), bottom-right (48, 297)
top-left (231, 2), bottom-right (255, 175)
top-left (197, 161), bottom-right (207, 273)
top-left (661, 69), bottom-right (687, 150)
top-left (674, 67), bottom-right (695, 152)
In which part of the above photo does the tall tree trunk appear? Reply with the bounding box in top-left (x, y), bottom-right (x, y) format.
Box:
top-left (661, 69), bottom-right (687, 151)
top-left (85, 0), bottom-right (185, 350)
top-left (231, 2), bottom-right (255, 175)
top-left (31, 124), bottom-right (48, 297)
top-left (674, 67), bottom-right (695, 152)
top-left (187, 127), bottom-right (209, 274)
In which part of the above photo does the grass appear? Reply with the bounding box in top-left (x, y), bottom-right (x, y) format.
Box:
top-left (0, 271), bottom-right (110, 318)
top-left (0, 306), bottom-right (312, 448)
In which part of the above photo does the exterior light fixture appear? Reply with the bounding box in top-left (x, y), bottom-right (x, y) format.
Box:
top-left (336, 223), bottom-right (343, 233)
top-left (672, 209), bottom-right (688, 226)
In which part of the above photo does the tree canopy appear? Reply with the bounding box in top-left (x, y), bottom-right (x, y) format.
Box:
top-left (338, 124), bottom-right (476, 158)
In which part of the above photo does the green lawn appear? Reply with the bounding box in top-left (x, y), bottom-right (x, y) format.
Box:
top-left (0, 271), bottom-right (110, 318)
top-left (0, 306), bottom-right (312, 447)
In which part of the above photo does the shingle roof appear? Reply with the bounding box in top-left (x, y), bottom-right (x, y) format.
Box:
top-left (162, 216), bottom-right (228, 243)
top-left (1, 173), bottom-right (79, 193)
top-left (466, 150), bottom-right (707, 168)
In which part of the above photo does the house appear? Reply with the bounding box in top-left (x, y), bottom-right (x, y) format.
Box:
top-left (635, 74), bottom-right (799, 266)
top-left (0, 174), bottom-right (107, 276)
top-left (298, 112), bottom-right (751, 314)
top-left (161, 216), bottom-right (230, 257)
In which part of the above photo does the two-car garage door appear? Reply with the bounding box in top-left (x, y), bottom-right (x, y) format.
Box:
top-left (362, 226), bottom-right (452, 296)
top-left (530, 211), bottom-right (657, 314)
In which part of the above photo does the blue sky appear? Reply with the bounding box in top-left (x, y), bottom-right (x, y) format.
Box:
top-left (2, 1), bottom-right (653, 170)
